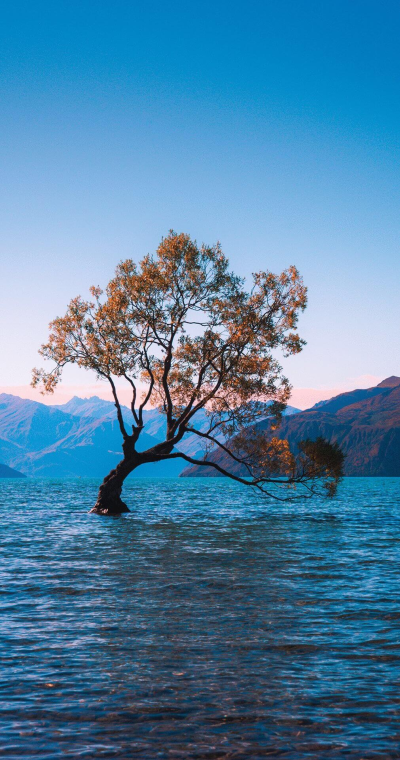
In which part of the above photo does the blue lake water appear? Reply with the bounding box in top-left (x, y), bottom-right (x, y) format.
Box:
top-left (2, 477), bottom-right (400, 759)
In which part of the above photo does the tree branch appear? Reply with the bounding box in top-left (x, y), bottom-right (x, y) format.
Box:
top-left (158, 450), bottom-right (299, 500)
top-left (185, 426), bottom-right (254, 477)
top-left (106, 375), bottom-right (129, 440)
top-left (122, 373), bottom-right (140, 426)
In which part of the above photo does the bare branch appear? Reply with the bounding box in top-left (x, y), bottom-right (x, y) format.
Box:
top-left (106, 375), bottom-right (129, 441)
top-left (185, 426), bottom-right (254, 476)
top-left (122, 373), bottom-right (140, 426)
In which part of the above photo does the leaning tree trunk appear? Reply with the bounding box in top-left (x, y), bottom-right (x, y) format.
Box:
top-left (90, 451), bottom-right (140, 516)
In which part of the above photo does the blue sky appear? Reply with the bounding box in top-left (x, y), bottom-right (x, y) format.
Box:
top-left (1, 0), bottom-right (399, 407)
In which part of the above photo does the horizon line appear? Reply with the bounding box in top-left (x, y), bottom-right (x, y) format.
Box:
top-left (0, 374), bottom-right (386, 411)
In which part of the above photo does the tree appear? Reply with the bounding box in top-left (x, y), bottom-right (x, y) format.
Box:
top-left (32, 231), bottom-right (343, 514)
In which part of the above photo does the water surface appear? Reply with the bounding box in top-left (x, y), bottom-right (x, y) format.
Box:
top-left (1, 477), bottom-right (400, 758)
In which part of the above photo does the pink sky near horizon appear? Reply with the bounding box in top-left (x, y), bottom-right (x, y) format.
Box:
top-left (0, 374), bottom-right (385, 411)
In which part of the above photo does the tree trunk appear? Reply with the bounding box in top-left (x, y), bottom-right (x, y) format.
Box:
top-left (90, 452), bottom-right (139, 516)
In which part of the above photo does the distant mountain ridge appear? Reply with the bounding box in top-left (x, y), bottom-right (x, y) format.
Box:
top-left (55, 396), bottom-right (299, 438)
top-left (0, 393), bottom-right (180, 478)
top-left (182, 377), bottom-right (400, 478)
top-left (0, 393), bottom-right (300, 478)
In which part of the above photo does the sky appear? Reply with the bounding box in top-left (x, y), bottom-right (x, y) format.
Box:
top-left (0, 0), bottom-right (399, 409)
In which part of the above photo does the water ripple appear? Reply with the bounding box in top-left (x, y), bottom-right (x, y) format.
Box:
top-left (1, 477), bottom-right (400, 758)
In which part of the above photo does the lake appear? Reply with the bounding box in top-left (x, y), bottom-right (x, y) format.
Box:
top-left (2, 477), bottom-right (400, 759)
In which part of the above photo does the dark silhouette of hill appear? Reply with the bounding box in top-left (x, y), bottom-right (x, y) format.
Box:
top-left (378, 376), bottom-right (400, 388)
top-left (0, 462), bottom-right (26, 478)
top-left (181, 377), bottom-right (400, 478)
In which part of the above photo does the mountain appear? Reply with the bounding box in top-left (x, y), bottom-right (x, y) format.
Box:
top-left (55, 397), bottom-right (168, 442)
top-left (311, 386), bottom-right (389, 413)
top-left (378, 376), bottom-right (400, 388)
top-left (309, 377), bottom-right (400, 413)
top-left (0, 393), bottom-right (175, 478)
top-left (55, 395), bottom-right (119, 421)
top-left (181, 377), bottom-right (400, 478)
top-left (0, 394), bottom-right (78, 451)
top-left (55, 396), bottom-right (301, 459)
top-left (0, 393), bottom-right (300, 479)
top-left (0, 462), bottom-right (26, 478)
top-left (55, 396), bottom-right (207, 454)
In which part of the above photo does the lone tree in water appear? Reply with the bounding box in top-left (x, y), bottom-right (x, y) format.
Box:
top-left (32, 231), bottom-right (343, 514)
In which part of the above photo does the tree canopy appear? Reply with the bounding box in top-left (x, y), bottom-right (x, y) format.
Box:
top-left (32, 231), bottom-right (343, 513)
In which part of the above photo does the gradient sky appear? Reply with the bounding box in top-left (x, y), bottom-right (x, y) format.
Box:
top-left (1, 0), bottom-right (399, 408)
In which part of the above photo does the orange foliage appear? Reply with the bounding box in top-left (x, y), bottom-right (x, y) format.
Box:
top-left (32, 231), bottom-right (343, 498)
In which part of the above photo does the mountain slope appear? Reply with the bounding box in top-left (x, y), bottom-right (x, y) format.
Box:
top-left (0, 394), bottom-right (79, 451)
top-left (55, 396), bottom-right (301, 460)
top-left (181, 377), bottom-right (400, 478)
top-left (0, 394), bottom-right (172, 477)
top-left (0, 393), bottom-right (300, 478)
top-left (311, 385), bottom-right (390, 414)
top-left (0, 462), bottom-right (26, 478)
